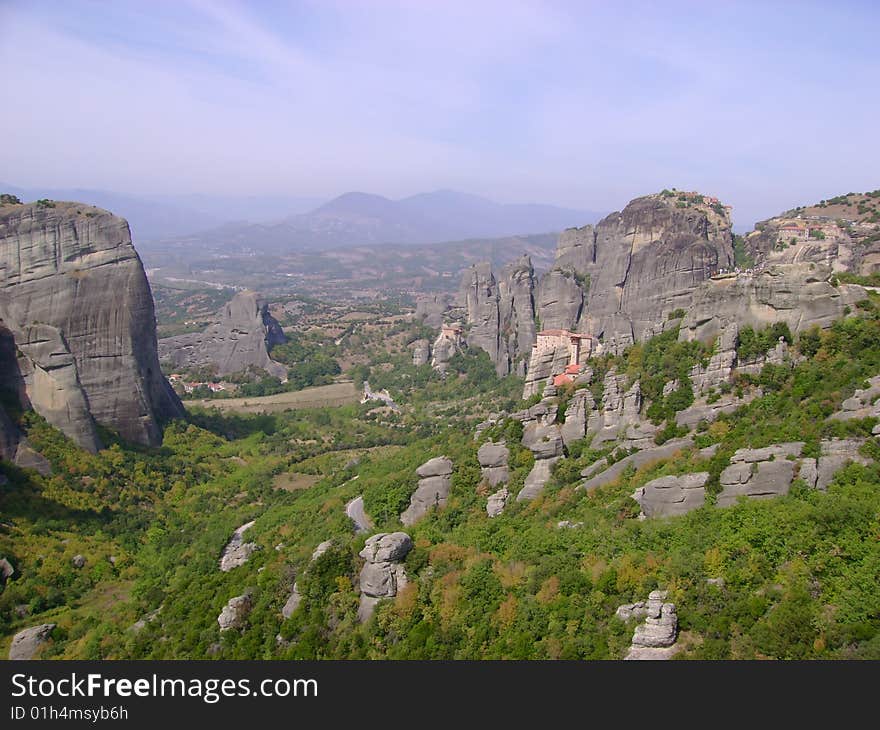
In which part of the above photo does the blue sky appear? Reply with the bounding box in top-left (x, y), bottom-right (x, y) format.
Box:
top-left (1, 0), bottom-right (878, 226)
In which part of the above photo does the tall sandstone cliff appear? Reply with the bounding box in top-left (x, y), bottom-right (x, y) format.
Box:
top-left (459, 255), bottom-right (536, 376)
top-left (158, 290), bottom-right (288, 380)
top-left (538, 192), bottom-right (735, 352)
top-left (0, 200), bottom-right (183, 453)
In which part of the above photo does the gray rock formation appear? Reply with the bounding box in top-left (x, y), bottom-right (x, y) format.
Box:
top-left (0, 200), bottom-right (184, 451)
top-left (72, 554), bottom-right (86, 569)
top-left (680, 263), bottom-right (865, 345)
top-left (560, 388), bottom-right (593, 446)
top-left (411, 338), bottom-right (431, 366)
top-left (688, 323), bottom-right (738, 396)
top-left (477, 441), bottom-right (509, 487)
top-left (219, 520), bottom-right (258, 572)
top-left (345, 495), bottom-right (374, 534)
top-left (589, 371), bottom-right (650, 447)
top-left (8, 623), bottom-right (56, 660)
top-left (620, 590), bottom-right (679, 660)
top-left (159, 290), bottom-right (287, 380)
top-left (459, 257), bottom-right (537, 376)
top-left (828, 375), bottom-right (880, 422)
top-left (538, 192), bottom-right (734, 354)
top-left (401, 456), bottom-right (454, 525)
top-left (633, 472), bottom-right (709, 518)
top-left (217, 594), bottom-right (252, 631)
top-left (281, 540), bottom-right (333, 618)
top-left (414, 293), bottom-right (450, 329)
top-left (579, 437), bottom-right (694, 492)
top-left (486, 487), bottom-right (509, 517)
top-left (358, 532), bottom-right (413, 622)
top-left (517, 422), bottom-right (564, 501)
top-left (717, 442), bottom-right (804, 506)
top-left (522, 343), bottom-right (571, 399)
top-left (803, 438), bottom-right (872, 491)
top-left (430, 324), bottom-right (462, 373)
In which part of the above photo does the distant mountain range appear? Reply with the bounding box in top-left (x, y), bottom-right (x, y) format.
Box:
top-left (148, 190), bottom-right (603, 253)
top-left (0, 184), bottom-right (321, 241)
top-left (1, 184), bottom-right (602, 251)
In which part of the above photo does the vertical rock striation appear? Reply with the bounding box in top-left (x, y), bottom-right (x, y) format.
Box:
top-left (0, 200), bottom-right (183, 452)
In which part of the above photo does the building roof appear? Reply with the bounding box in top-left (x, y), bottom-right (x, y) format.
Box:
top-left (553, 373), bottom-right (573, 387)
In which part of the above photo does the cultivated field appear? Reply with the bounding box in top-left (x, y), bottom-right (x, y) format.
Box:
top-left (185, 381), bottom-right (359, 414)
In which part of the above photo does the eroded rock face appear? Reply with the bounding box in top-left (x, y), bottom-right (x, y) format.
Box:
top-left (358, 532), bottom-right (413, 622)
top-left (621, 590), bottom-right (678, 660)
top-left (522, 344), bottom-right (571, 399)
top-left (8, 623), bottom-right (55, 660)
top-left (159, 290), bottom-right (287, 380)
top-left (458, 257), bottom-right (537, 376)
top-left (414, 293), bottom-right (450, 329)
top-left (560, 388), bottom-right (593, 446)
top-left (477, 441), bottom-right (509, 487)
top-left (401, 457), bottom-right (454, 525)
top-left (517, 422), bottom-right (563, 501)
top-left (219, 521), bottom-right (258, 572)
top-left (537, 193), bottom-right (733, 355)
top-left (486, 487), bottom-right (509, 517)
top-left (411, 339), bottom-right (431, 366)
top-left (680, 264), bottom-right (865, 345)
top-left (717, 443), bottom-right (803, 506)
top-left (633, 472), bottom-right (709, 518)
top-left (217, 594), bottom-right (252, 631)
top-left (0, 201), bottom-right (184, 451)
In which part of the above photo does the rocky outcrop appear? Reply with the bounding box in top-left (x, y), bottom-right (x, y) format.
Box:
top-left (414, 293), bottom-right (450, 329)
top-left (459, 256), bottom-right (537, 376)
top-left (538, 192), bottom-right (734, 355)
top-left (618, 590), bottom-right (679, 660)
top-left (281, 540), bottom-right (333, 619)
top-left (803, 438), bottom-right (872, 491)
top-left (486, 487), bottom-right (509, 517)
top-left (589, 371), bottom-right (652, 447)
top-left (430, 324), bottom-right (462, 373)
top-left (411, 338), bottom-right (431, 366)
top-left (0, 556), bottom-right (13, 582)
top-left (0, 200), bottom-right (183, 451)
top-left (522, 344), bottom-right (571, 399)
top-left (680, 264), bottom-right (865, 345)
top-left (345, 495), bottom-right (374, 534)
top-left (217, 594), bottom-right (252, 631)
top-left (828, 375), bottom-right (880, 422)
top-left (560, 388), bottom-right (594, 446)
top-left (579, 437), bottom-right (693, 492)
top-left (517, 422), bottom-right (563, 502)
top-left (633, 472), bottom-right (709, 518)
top-left (477, 441), bottom-right (509, 487)
top-left (358, 532), bottom-right (412, 622)
top-left (717, 442), bottom-right (804, 506)
top-left (159, 290), bottom-right (287, 380)
top-left (400, 456), bottom-right (454, 525)
top-left (688, 323), bottom-right (738, 396)
top-left (219, 520), bottom-right (258, 572)
top-left (8, 623), bottom-right (56, 660)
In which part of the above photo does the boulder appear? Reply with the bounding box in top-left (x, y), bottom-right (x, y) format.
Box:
top-left (357, 532), bottom-right (413, 621)
top-left (217, 594), bottom-right (252, 631)
top-left (815, 438), bottom-right (871, 490)
top-left (401, 457), bottom-right (454, 525)
top-left (0, 557), bottom-right (14, 582)
top-left (486, 487), bottom-right (509, 517)
top-left (717, 443), bottom-right (804, 506)
top-left (620, 590), bottom-right (679, 660)
top-left (478, 441), bottom-right (509, 487)
top-left (72, 554), bottom-right (86, 569)
top-left (521, 423), bottom-right (563, 459)
top-left (633, 472), bottom-right (709, 518)
top-left (8, 623), bottom-right (55, 660)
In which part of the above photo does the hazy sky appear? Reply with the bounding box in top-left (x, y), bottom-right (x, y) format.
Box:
top-left (2, 0), bottom-right (878, 226)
